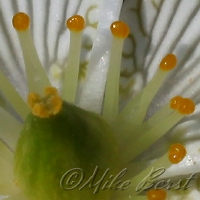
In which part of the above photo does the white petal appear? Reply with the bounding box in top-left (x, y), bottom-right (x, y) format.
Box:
top-left (79, 0), bottom-right (123, 113)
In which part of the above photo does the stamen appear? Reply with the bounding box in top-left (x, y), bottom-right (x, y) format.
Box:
top-left (27, 87), bottom-right (62, 118)
top-left (133, 54), bottom-right (177, 125)
top-left (62, 15), bottom-right (84, 103)
top-left (117, 96), bottom-right (186, 154)
top-left (120, 96), bottom-right (195, 164)
top-left (111, 54), bottom-right (178, 154)
top-left (129, 151), bottom-right (171, 197)
top-left (12, 12), bottom-right (50, 95)
top-left (103, 21), bottom-right (129, 122)
top-left (119, 103), bottom-right (173, 149)
top-left (147, 189), bottom-right (167, 200)
top-left (129, 144), bottom-right (185, 197)
top-left (170, 96), bottom-right (195, 114)
top-left (116, 54), bottom-right (177, 128)
top-left (0, 71), bottom-right (29, 119)
top-left (168, 143), bottom-right (186, 164)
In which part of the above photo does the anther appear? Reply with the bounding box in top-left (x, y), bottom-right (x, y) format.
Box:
top-left (27, 87), bottom-right (62, 118)
top-left (159, 54), bottom-right (177, 71)
top-left (12, 12), bottom-right (30, 31)
top-left (170, 96), bottom-right (183, 110)
top-left (66, 15), bottom-right (85, 32)
top-left (110, 21), bottom-right (130, 38)
top-left (168, 143), bottom-right (186, 164)
top-left (147, 189), bottom-right (167, 200)
top-left (177, 98), bottom-right (195, 115)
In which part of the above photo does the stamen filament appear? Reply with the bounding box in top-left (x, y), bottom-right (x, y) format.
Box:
top-left (121, 111), bottom-right (184, 164)
top-left (102, 38), bottom-right (123, 121)
top-left (130, 154), bottom-right (170, 196)
top-left (62, 15), bottom-right (84, 103)
top-left (0, 141), bottom-right (18, 195)
top-left (0, 107), bottom-right (22, 151)
top-left (118, 103), bottom-right (173, 150)
top-left (103, 21), bottom-right (129, 121)
top-left (0, 71), bottom-right (29, 119)
top-left (128, 144), bottom-right (186, 198)
top-left (118, 54), bottom-right (177, 126)
top-left (133, 70), bottom-right (171, 126)
top-left (13, 13), bottom-right (50, 95)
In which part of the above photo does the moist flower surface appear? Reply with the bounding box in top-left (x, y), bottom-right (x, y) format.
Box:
top-left (1, 0), bottom-right (200, 200)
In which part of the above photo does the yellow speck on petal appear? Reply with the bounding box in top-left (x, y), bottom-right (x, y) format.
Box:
top-left (27, 87), bottom-right (62, 118)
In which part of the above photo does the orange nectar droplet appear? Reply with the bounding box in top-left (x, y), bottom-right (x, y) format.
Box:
top-left (170, 96), bottom-right (183, 110)
top-left (12, 12), bottom-right (30, 31)
top-left (159, 54), bottom-right (177, 71)
top-left (178, 98), bottom-right (195, 115)
top-left (168, 143), bottom-right (186, 164)
top-left (110, 21), bottom-right (130, 38)
top-left (147, 189), bottom-right (167, 200)
top-left (66, 15), bottom-right (85, 32)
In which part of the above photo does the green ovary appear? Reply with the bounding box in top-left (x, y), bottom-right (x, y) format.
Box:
top-left (14, 101), bottom-right (119, 200)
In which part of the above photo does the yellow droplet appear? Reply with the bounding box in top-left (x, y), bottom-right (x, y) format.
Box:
top-left (12, 12), bottom-right (30, 31)
top-left (147, 189), bottom-right (167, 200)
top-left (168, 143), bottom-right (186, 164)
top-left (170, 96), bottom-right (183, 110)
top-left (110, 21), bottom-right (130, 38)
top-left (178, 98), bottom-right (195, 115)
top-left (159, 54), bottom-right (177, 71)
top-left (66, 15), bottom-right (85, 32)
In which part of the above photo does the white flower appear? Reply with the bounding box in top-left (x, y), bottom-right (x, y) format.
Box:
top-left (1, 0), bottom-right (200, 200)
